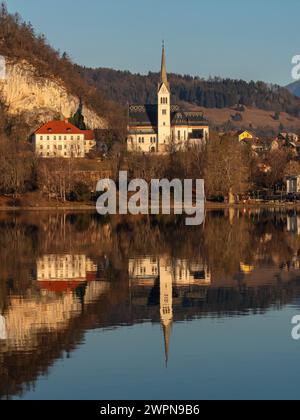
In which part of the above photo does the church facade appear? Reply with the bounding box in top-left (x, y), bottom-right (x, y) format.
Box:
top-left (127, 46), bottom-right (209, 154)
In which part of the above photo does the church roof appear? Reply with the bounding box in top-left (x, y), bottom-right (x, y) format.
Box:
top-left (129, 104), bottom-right (208, 129)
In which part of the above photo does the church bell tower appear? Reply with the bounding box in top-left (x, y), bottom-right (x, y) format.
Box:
top-left (157, 43), bottom-right (171, 147)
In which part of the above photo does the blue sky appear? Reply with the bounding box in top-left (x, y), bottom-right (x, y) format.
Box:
top-left (5, 0), bottom-right (300, 85)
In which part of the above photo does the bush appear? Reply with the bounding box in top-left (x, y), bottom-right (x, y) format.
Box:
top-left (68, 182), bottom-right (91, 202)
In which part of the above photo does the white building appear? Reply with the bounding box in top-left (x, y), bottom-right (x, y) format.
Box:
top-left (287, 175), bottom-right (300, 194)
top-left (34, 120), bottom-right (96, 158)
top-left (127, 45), bottom-right (209, 154)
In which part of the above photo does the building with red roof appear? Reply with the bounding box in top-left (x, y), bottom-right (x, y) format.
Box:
top-left (34, 120), bottom-right (96, 158)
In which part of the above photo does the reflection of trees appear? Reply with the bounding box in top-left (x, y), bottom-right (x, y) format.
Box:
top-left (1, 210), bottom-right (300, 398)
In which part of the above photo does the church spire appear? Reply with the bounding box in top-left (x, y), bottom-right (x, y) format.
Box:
top-left (160, 41), bottom-right (170, 91)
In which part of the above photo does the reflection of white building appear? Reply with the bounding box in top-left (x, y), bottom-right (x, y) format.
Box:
top-left (287, 215), bottom-right (300, 235)
top-left (37, 255), bottom-right (97, 282)
top-left (36, 254), bottom-right (98, 293)
top-left (0, 315), bottom-right (6, 340)
top-left (128, 257), bottom-right (159, 284)
top-left (129, 256), bottom-right (211, 286)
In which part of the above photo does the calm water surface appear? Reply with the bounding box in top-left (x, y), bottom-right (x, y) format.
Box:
top-left (1, 209), bottom-right (300, 400)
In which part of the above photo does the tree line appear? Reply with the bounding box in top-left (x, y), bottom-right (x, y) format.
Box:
top-left (80, 67), bottom-right (300, 117)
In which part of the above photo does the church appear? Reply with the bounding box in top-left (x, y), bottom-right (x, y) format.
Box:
top-left (127, 45), bottom-right (209, 154)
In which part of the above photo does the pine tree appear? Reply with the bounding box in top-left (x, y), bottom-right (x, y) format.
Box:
top-left (69, 100), bottom-right (86, 130)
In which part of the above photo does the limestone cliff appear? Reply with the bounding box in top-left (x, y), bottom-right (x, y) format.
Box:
top-left (0, 58), bottom-right (106, 130)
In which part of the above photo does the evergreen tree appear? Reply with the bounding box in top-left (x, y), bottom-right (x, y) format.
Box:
top-left (69, 100), bottom-right (86, 130)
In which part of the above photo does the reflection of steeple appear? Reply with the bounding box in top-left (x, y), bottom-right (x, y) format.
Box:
top-left (162, 320), bottom-right (172, 366)
top-left (160, 258), bottom-right (173, 367)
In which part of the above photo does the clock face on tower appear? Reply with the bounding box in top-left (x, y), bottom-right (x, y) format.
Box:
top-left (0, 56), bottom-right (5, 80)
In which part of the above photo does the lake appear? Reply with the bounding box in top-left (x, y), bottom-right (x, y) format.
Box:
top-left (1, 208), bottom-right (300, 400)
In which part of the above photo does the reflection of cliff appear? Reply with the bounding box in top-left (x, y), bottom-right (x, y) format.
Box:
top-left (2, 283), bottom-right (110, 353)
top-left (0, 253), bottom-right (111, 353)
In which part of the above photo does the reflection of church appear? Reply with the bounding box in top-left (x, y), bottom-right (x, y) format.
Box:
top-left (129, 256), bottom-right (211, 364)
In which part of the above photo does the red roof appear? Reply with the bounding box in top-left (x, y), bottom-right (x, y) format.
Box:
top-left (84, 130), bottom-right (95, 140)
top-left (35, 120), bottom-right (83, 135)
top-left (35, 120), bottom-right (95, 141)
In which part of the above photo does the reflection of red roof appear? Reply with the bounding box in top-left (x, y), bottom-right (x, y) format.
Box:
top-left (86, 271), bottom-right (97, 282)
top-left (84, 130), bottom-right (95, 140)
top-left (38, 280), bottom-right (85, 293)
top-left (35, 120), bottom-right (83, 135)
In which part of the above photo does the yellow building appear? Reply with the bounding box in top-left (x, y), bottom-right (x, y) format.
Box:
top-left (238, 130), bottom-right (254, 142)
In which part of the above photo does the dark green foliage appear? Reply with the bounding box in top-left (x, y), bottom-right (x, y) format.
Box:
top-left (69, 101), bottom-right (87, 130)
top-left (79, 67), bottom-right (300, 117)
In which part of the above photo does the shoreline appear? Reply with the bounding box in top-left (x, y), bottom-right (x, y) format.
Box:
top-left (1, 202), bottom-right (300, 212)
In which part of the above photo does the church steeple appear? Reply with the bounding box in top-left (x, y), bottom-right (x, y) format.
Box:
top-left (160, 41), bottom-right (170, 91)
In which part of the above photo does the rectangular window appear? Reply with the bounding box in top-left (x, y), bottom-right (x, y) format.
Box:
top-left (40, 136), bottom-right (43, 140)
top-left (162, 109), bottom-right (167, 115)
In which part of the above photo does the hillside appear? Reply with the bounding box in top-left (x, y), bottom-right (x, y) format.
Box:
top-left (79, 67), bottom-right (300, 119)
top-left (0, 4), bottom-right (121, 130)
top-left (287, 80), bottom-right (300, 98)
top-left (191, 105), bottom-right (300, 134)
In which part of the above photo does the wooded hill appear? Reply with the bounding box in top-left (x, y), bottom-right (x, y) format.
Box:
top-left (79, 67), bottom-right (300, 117)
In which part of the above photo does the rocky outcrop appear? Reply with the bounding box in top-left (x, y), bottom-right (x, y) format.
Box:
top-left (0, 58), bottom-right (106, 129)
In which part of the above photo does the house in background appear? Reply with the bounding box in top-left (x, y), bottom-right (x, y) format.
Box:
top-left (238, 130), bottom-right (255, 143)
top-left (278, 132), bottom-right (299, 143)
top-left (127, 45), bottom-right (209, 154)
top-left (287, 175), bottom-right (300, 195)
top-left (34, 120), bottom-right (96, 158)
